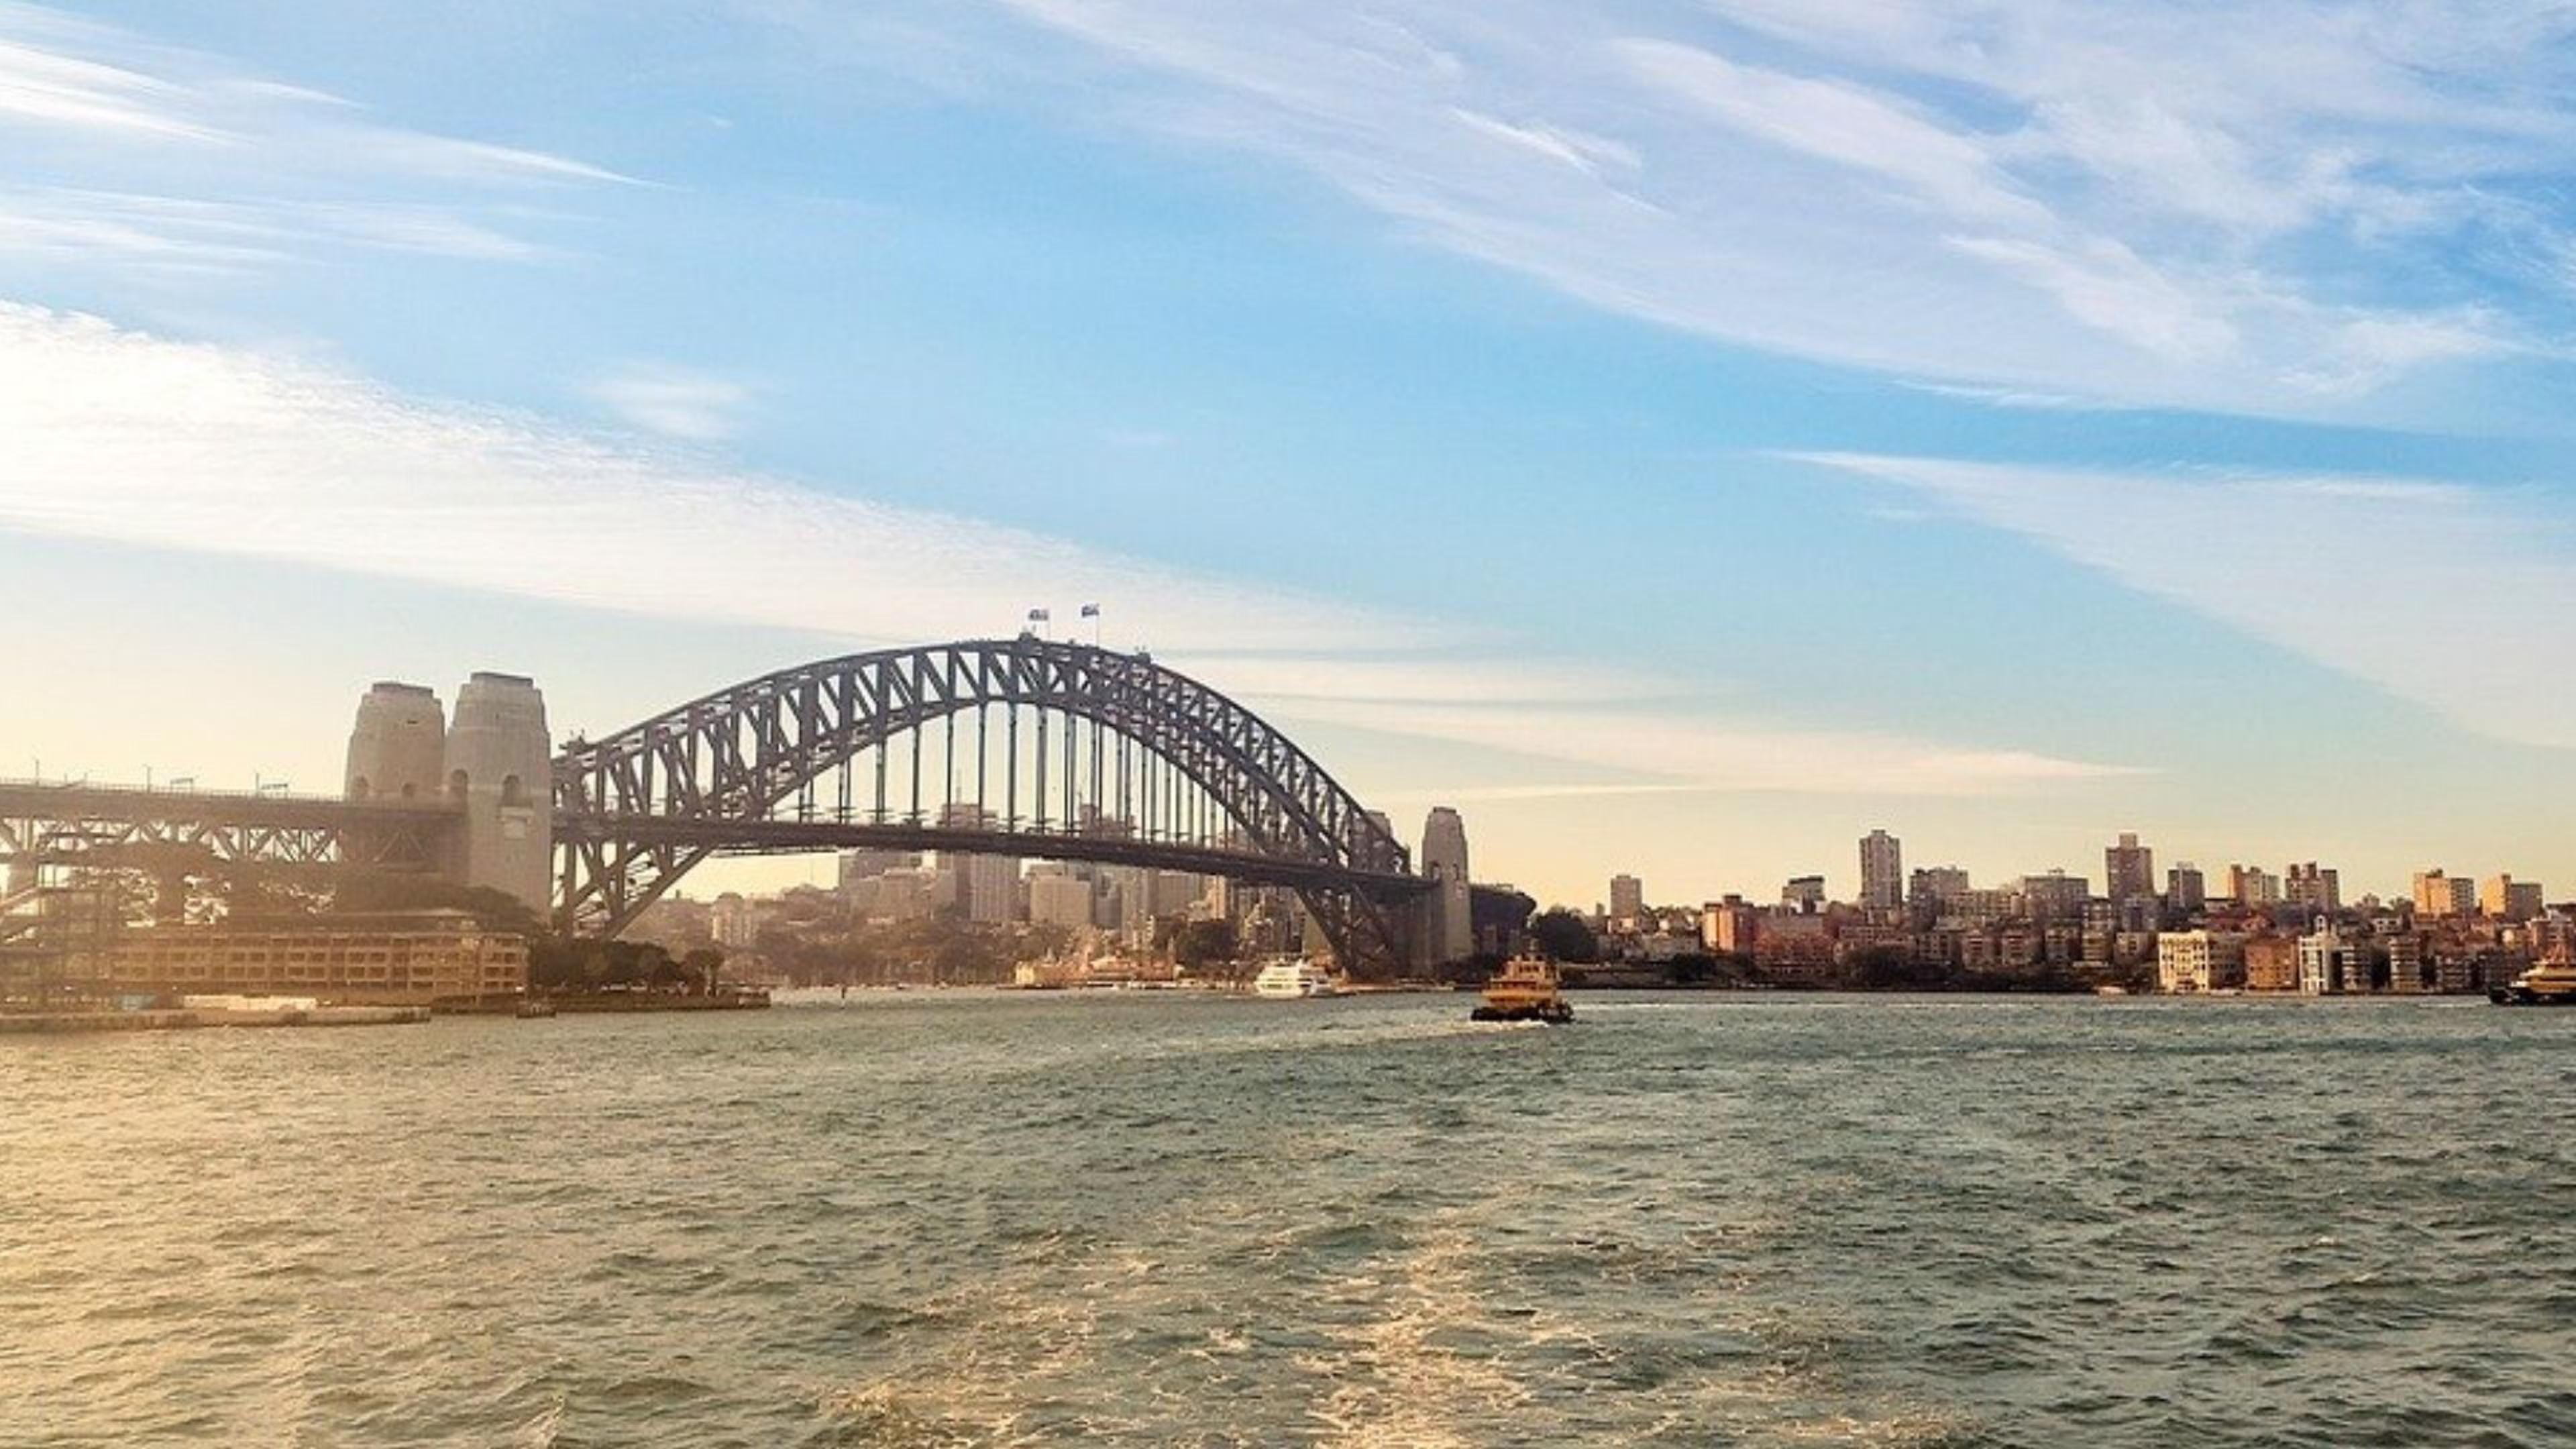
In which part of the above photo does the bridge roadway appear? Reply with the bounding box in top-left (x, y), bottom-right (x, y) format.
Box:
top-left (0, 779), bottom-right (458, 869)
top-left (552, 812), bottom-right (1430, 902)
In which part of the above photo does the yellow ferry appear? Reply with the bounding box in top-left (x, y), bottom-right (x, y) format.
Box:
top-left (1471, 955), bottom-right (1574, 1024)
top-left (2489, 955), bottom-right (2576, 1007)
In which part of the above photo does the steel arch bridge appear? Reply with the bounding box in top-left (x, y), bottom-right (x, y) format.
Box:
top-left (551, 637), bottom-right (1428, 971)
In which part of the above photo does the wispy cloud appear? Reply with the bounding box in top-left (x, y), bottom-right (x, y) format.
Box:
top-left (0, 5), bottom-right (629, 276)
top-left (0, 301), bottom-right (2129, 796)
top-left (1796, 450), bottom-right (2576, 750)
top-left (0, 187), bottom-right (555, 270)
top-left (0, 32), bottom-right (225, 141)
top-left (585, 361), bottom-right (756, 441)
top-left (777, 0), bottom-right (2576, 417)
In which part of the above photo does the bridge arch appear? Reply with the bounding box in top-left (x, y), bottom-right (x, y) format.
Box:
top-left (551, 638), bottom-right (1423, 970)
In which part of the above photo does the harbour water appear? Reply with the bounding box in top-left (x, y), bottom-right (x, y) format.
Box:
top-left (3, 993), bottom-right (2571, 1446)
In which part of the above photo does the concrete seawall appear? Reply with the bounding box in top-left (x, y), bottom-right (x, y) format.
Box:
top-left (0, 1006), bottom-right (434, 1034)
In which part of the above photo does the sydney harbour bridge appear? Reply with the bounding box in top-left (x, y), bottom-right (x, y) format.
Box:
top-left (0, 638), bottom-right (1462, 973)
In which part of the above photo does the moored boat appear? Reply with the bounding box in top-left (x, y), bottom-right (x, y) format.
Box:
top-left (1252, 958), bottom-right (1339, 999)
top-left (1471, 955), bottom-right (1574, 1024)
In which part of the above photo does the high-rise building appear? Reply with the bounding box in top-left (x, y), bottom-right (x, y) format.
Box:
top-left (2105, 833), bottom-right (2155, 904)
top-left (1858, 830), bottom-right (1903, 911)
top-left (1609, 873), bottom-right (1645, 925)
top-left (1026, 869), bottom-right (1096, 931)
top-left (1421, 807), bottom-right (1474, 963)
top-left (2412, 869), bottom-right (2473, 918)
top-left (837, 848), bottom-right (919, 892)
top-left (2165, 863), bottom-right (2206, 913)
top-left (2227, 864), bottom-right (2281, 908)
top-left (1909, 866), bottom-right (1972, 909)
top-left (2481, 874), bottom-right (2544, 923)
top-left (2020, 871), bottom-right (2090, 923)
top-left (2412, 869), bottom-right (2448, 916)
top-left (2284, 862), bottom-right (2340, 914)
top-left (938, 803), bottom-right (1021, 924)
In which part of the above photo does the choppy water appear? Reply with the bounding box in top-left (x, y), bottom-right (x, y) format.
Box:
top-left (3, 992), bottom-right (2573, 1447)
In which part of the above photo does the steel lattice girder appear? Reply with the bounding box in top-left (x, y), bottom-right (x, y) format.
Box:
top-left (0, 784), bottom-right (453, 875)
top-left (552, 638), bottom-right (1426, 967)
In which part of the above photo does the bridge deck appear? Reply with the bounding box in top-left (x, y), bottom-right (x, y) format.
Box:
top-left (553, 813), bottom-right (1429, 900)
top-left (0, 780), bottom-right (460, 829)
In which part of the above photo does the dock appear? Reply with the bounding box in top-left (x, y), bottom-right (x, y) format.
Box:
top-left (0, 1006), bottom-right (433, 1034)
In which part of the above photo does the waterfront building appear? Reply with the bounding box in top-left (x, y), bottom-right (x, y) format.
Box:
top-left (2105, 833), bottom-right (2156, 905)
top-left (1609, 873), bottom-right (1645, 928)
top-left (2243, 934), bottom-right (2300, 991)
top-left (1753, 913), bottom-right (1832, 983)
top-left (2528, 912), bottom-right (2576, 963)
top-left (2157, 930), bottom-right (2246, 994)
top-left (2480, 875), bottom-right (2543, 923)
top-left (2166, 863), bottom-right (2206, 914)
top-left (1780, 875), bottom-right (1826, 914)
top-left (1858, 830), bottom-right (1903, 912)
top-left (2298, 925), bottom-right (2368, 994)
top-left (1701, 895), bottom-right (1760, 955)
top-left (2383, 931), bottom-right (2426, 993)
top-left (79, 910), bottom-right (526, 1004)
top-left (2283, 861), bottom-right (2340, 915)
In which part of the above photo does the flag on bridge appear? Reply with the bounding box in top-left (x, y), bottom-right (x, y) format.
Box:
top-left (1027, 608), bottom-right (1051, 623)
top-left (1079, 603), bottom-right (1099, 619)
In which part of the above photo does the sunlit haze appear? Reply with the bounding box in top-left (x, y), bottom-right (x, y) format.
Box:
top-left (7, 0), bottom-right (2575, 904)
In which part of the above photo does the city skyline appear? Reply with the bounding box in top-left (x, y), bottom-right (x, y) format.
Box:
top-left (6, 2), bottom-right (2576, 908)
top-left (1581, 826), bottom-right (2551, 921)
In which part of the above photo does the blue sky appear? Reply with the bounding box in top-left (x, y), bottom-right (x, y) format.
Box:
top-left (3, 0), bottom-right (2573, 907)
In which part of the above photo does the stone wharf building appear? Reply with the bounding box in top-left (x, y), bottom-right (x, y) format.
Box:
top-left (90, 674), bottom-right (553, 1006)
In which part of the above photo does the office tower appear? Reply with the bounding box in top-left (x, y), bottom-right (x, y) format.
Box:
top-left (2166, 862), bottom-right (2206, 913)
top-left (2105, 832), bottom-right (2155, 903)
top-left (1859, 829), bottom-right (1903, 911)
top-left (2284, 862), bottom-right (2339, 914)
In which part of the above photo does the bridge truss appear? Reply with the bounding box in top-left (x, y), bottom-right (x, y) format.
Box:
top-left (0, 781), bottom-right (452, 875)
top-left (553, 637), bottom-right (1426, 970)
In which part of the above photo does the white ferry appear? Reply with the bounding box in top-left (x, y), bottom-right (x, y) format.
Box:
top-left (1251, 959), bottom-right (1340, 999)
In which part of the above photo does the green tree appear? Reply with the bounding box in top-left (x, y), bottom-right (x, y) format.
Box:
top-left (1529, 908), bottom-right (1599, 963)
top-left (1173, 918), bottom-right (1240, 971)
